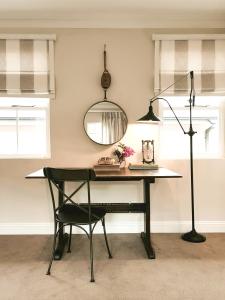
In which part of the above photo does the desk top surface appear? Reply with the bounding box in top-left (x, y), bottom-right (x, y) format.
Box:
top-left (26, 167), bottom-right (182, 180)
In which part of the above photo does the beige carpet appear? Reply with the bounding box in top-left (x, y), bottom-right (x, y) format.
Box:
top-left (0, 233), bottom-right (225, 300)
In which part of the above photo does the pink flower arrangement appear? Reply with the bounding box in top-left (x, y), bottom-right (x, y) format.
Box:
top-left (114, 143), bottom-right (135, 162)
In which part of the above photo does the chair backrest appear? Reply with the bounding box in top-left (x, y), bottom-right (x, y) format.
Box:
top-left (43, 167), bottom-right (97, 221)
top-left (43, 168), bottom-right (96, 182)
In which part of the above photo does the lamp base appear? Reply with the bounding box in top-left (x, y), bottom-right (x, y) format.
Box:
top-left (181, 229), bottom-right (206, 243)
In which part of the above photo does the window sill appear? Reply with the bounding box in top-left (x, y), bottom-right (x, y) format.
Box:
top-left (159, 156), bottom-right (225, 161)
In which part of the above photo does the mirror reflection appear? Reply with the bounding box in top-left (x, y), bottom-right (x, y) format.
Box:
top-left (84, 101), bottom-right (128, 145)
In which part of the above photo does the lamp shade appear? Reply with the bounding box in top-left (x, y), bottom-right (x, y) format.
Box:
top-left (137, 104), bottom-right (160, 122)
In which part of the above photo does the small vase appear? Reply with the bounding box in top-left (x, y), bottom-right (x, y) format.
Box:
top-left (119, 157), bottom-right (126, 168)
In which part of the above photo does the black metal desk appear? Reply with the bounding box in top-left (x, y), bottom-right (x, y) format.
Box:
top-left (26, 167), bottom-right (182, 260)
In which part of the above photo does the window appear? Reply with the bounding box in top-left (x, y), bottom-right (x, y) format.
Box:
top-left (87, 122), bottom-right (102, 143)
top-left (0, 98), bottom-right (50, 158)
top-left (159, 96), bottom-right (224, 159)
top-left (0, 34), bottom-right (55, 158)
top-left (153, 34), bottom-right (225, 158)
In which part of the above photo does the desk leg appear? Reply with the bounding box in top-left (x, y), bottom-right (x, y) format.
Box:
top-left (54, 181), bottom-right (68, 260)
top-left (141, 179), bottom-right (155, 259)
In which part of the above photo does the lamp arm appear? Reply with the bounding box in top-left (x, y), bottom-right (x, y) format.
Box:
top-left (151, 72), bottom-right (190, 102)
top-left (151, 97), bottom-right (187, 135)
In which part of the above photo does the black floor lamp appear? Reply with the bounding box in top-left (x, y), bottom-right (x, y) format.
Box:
top-left (138, 71), bottom-right (206, 243)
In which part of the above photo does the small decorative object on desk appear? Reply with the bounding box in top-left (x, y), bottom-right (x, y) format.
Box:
top-left (129, 140), bottom-right (159, 170)
top-left (98, 157), bottom-right (115, 165)
top-left (142, 140), bottom-right (155, 164)
top-left (113, 143), bottom-right (135, 168)
top-left (94, 157), bottom-right (120, 172)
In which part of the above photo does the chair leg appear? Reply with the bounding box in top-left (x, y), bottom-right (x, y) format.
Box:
top-left (67, 225), bottom-right (72, 253)
top-left (46, 221), bottom-right (58, 275)
top-left (102, 218), bottom-right (112, 259)
top-left (89, 223), bottom-right (95, 282)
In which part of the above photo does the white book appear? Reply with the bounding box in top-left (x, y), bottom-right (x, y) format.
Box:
top-left (128, 163), bottom-right (159, 170)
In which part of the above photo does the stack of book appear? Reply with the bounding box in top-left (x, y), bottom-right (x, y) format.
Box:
top-left (94, 163), bottom-right (121, 172)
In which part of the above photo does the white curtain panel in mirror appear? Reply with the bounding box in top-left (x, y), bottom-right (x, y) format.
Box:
top-left (102, 111), bottom-right (127, 144)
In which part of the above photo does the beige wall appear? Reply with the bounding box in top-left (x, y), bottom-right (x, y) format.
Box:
top-left (1, 28), bottom-right (225, 233)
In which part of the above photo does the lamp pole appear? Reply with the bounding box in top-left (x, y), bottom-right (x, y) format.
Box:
top-left (142, 71), bottom-right (206, 243)
top-left (181, 72), bottom-right (205, 242)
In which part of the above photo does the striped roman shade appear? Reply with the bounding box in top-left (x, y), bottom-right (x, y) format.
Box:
top-left (153, 34), bottom-right (225, 96)
top-left (0, 34), bottom-right (55, 98)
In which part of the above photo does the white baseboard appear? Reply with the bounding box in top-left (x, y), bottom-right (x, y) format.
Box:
top-left (0, 221), bottom-right (225, 235)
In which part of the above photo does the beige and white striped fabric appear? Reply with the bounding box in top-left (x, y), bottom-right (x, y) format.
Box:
top-left (0, 35), bottom-right (55, 98)
top-left (153, 35), bottom-right (225, 95)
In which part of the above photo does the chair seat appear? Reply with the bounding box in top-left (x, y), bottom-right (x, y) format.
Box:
top-left (57, 204), bottom-right (106, 225)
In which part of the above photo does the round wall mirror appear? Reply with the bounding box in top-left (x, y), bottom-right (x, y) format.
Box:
top-left (84, 100), bottom-right (128, 145)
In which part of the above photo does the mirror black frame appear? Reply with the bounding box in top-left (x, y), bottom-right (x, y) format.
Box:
top-left (83, 100), bottom-right (128, 146)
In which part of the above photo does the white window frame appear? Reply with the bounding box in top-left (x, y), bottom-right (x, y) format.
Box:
top-left (0, 98), bottom-right (51, 159)
top-left (158, 96), bottom-right (225, 159)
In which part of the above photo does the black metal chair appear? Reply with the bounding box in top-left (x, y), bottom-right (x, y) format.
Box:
top-left (44, 167), bottom-right (112, 282)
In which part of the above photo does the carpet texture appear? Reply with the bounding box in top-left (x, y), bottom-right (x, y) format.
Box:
top-left (0, 233), bottom-right (225, 300)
